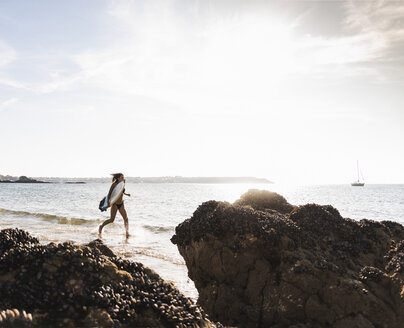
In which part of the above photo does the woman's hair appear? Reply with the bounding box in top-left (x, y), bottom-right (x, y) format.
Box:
top-left (111, 173), bottom-right (123, 182)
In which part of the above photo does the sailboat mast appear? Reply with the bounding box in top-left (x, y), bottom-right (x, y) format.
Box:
top-left (351, 161), bottom-right (364, 186)
top-left (357, 160), bottom-right (360, 181)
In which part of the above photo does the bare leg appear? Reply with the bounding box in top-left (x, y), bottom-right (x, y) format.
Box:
top-left (99, 205), bottom-right (117, 235)
top-left (119, 205), bottom-right (130, 237)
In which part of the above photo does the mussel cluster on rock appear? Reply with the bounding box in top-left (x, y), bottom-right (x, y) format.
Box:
top-left (172, 189), bottom-right (404, 328)
top-left (0, 308), bottom-right (33, 327)
top-left (233, 189), bottom-right (295, 214)
top-left (0, 228), bottom-right (219, 328)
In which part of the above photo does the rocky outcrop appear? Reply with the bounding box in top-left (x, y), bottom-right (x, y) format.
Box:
top-left (0, 229), bottom-right (219, 328)
top-left (15, 176), bottom-right (47, 183)
top-left (233, 189), bottom-right (295, 214)
top-left (0, 176), bottom-right (47, 183)
top-left (172, 190), bottom-right (404, 328)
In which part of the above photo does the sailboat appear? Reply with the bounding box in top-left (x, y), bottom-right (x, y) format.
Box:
top-left (351, 161), bottom-right (365, 186)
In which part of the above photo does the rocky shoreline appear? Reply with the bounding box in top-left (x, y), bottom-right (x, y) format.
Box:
top-left (0, 176), bottom-right (48, 184)
top-left (2, 189), bottom-right (403, 327)
top-left (172, 189), bottom-right (404, 328)
top-left (0, 229), bottom-right (220, 328)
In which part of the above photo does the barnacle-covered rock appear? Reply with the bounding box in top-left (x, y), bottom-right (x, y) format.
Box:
top-left (0, 229), bottom-right (219, 328)
top-left (172, 191), bottom-right (404, 328)
top-left (0, 308), bottom-right (33, 327)
top-left (0, 228), bottom-right (39, 256)
top-left (234, 189), bottom-right (295, 214)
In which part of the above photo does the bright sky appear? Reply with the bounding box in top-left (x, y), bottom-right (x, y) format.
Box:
top-left (1, 0), bottom-right (403, 184)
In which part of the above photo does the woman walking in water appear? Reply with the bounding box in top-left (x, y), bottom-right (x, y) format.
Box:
top-left (99, 173), bottom-right (131, 237)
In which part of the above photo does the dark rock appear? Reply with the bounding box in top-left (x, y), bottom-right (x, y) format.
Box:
top-left (0, 308), bottom-right (33, 327)
top-left (16, 176), bottom-right (47, 183)
top-left (87, 239), bottom-right (117, 258)
top-left (234, 189), bottom-right (295, 214)
top-left (172, 191), bottom-right (404, 328)
top-left (0, 229), bottom-right (39, 256)
top-left (0, 176), bottom-right (48, 184)
top-left (0, 229), bottom-right (218, 328)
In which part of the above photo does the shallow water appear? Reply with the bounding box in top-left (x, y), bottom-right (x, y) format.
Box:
top-left (0, 182), bottom-right (403, 299)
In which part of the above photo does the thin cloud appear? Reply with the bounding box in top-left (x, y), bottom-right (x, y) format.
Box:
top-left (4, 0), bottom-right (404, 95)
top-left (0, 40), bottom-right (25, 89)
top-left (342, 0), bottom-right (404, 80)
top-left (0, 97), bottom-right (18, 112)
top-left (345, 0), bottom-right (404, 37)
top-left (0, 40), bottom-right (16, 67)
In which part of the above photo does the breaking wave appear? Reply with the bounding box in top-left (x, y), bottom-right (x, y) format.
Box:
top-left (142, 224), bottom-right (175, 233)
top-left (117, 248), bottom-right (185, 266)
top-left (0, 208), bottom-right (97, 225)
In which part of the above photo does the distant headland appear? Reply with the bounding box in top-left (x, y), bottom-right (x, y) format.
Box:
top-left (1, 174), bottom-right (272, 184)
top-left (0, 176), bottom-right (48, 184)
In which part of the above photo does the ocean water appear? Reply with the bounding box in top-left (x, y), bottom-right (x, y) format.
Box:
top-left (0, 182), bottom-right (403, 299)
